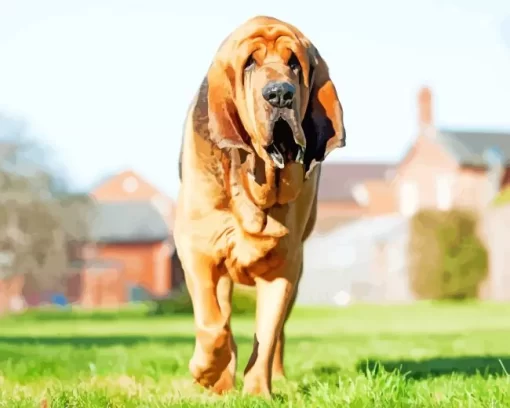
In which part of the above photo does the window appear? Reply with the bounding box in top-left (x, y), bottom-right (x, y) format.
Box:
top-left (0, 251), bottom-right (14, 267)
top-left (399, 181), bottom-right (419, 217)
top-left (122, 176), bottom-right (139, 193)
top-left (351, 184), bottom-right (370, 207)
top-left (436, 174), bottom-right (455, 211)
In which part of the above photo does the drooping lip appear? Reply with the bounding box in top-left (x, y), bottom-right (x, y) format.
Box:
top-left (265, 111), bottom-right (306, 169)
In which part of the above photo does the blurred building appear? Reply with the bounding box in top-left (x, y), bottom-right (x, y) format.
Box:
top-left (392, 87), bottom-right (510, 217)
top-left (17, 169), bottom-right (184, 310)
top-left (73, 170), bottom-right (184, 307)
top-left (301, 86), bottom-right (510, 305)
top-left (4, 87), bottom-right (510, 311)
top-left (315, 162), bottom-right (396, 233)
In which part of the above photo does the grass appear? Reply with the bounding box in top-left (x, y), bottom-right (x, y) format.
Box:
top-left (1, 302), bottom-right (510, 407)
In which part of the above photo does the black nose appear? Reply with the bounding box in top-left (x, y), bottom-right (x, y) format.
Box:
top-left (262, 81), bottom-right (296, 108)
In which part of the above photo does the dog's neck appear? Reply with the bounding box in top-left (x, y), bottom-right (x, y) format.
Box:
top-left (240, 152), bottom-right (279, 209)
top-left (234, 149), bottom-right (303, 209)
top-left (228, 148), bottom-right (291, 238)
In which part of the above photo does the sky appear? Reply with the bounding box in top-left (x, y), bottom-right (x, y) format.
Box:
top-left (1, 0), bottom-right (510, 199)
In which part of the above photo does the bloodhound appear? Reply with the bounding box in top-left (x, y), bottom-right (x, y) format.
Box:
top-left (174, 15), bottom-right (346, 398)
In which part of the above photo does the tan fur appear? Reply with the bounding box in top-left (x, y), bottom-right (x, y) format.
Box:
top-left (174, 15), bottom-right (346, 398)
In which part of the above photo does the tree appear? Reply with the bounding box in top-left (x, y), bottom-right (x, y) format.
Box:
top-left (0, 113), bottom-right (95, 290)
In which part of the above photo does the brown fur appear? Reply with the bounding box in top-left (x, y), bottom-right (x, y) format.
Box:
top-left (174, 15), bottom-right (346, 398)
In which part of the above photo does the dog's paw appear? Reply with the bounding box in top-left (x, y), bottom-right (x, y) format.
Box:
top-left (211, 367), bottom-right (236, 394)
top-left (243, 371), bottom-right (271, 399)
top-left (189, 328), bottom-right (232, 388)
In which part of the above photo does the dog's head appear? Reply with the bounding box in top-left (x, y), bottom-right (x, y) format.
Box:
top-left (204, 15), bottom-right (346, 178)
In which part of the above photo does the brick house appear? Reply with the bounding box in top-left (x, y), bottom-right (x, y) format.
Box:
top-left (91, 169), bottom-right (176, 226)
top-left (74, 200), bottom-right (174, 306)
top-left (53, 170), bottom-right (184, 308)
top-left (86, 170), bottom-right (184, 299)
top-left (299, 86), bottom-right (510, 305)
top-left (11, 170), bottom-right (183, 310)
top-left (321, 87), bottom-right (510, 223)
top-left (350, 87), bottom-right (510, 303)
top-left (393, 87), bottom-right (510, 217)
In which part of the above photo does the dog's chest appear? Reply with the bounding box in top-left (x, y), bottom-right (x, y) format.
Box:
top-left (241, 158), bottom-right (305, 208)
top-left (222, 214), bottom-right (296, 286)
top-left (224, 241), bottom-right (289, 286)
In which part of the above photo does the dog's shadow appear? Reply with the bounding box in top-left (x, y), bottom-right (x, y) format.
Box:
top-left (357, 356), bottom-right (510, 380)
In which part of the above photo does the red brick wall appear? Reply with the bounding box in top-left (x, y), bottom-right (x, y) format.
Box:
top-left (394, 134), bottom-right (459, 212)
top-left (96, 241), bottom-right (171, 296)
top-left (88, 169), bottom-right (175, 300)
top-left (395, 136), bottom-right (509, 214)
top-left (0, 275), bottom-right (24, 314)
top-left (363, 180), bottom-right (397, 215)
top-left (81, 267), bottom-right (125, 308)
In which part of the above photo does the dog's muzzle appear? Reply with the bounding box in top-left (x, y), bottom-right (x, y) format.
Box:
top-left (265, 116), bottom-right (305, 169)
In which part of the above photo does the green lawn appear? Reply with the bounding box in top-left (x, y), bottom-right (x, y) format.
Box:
top-left (1, 302), bottom-right (510, 407)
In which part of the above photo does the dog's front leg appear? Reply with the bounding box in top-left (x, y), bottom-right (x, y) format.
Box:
top-left (242, 254), bottom-right (301, 398)
top-left (211, 274), bottom-right (238, 394)
top-left (180, 250), bottom-right (232, 389)
top-left (272, 261), bottom-right (303, 379)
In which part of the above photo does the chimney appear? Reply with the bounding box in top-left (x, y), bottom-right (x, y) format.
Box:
top-left (418, 86), bottom-right (433, 127)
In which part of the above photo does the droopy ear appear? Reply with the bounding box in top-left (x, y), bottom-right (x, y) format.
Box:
top-left (201, 60), bottom-right (251, 152)
top-left (302, 46), bottom-right (346, 178)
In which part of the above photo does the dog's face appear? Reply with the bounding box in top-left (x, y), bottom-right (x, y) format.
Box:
top-left (205, 16), bottom-right (345, 178)
top-left (232, 22), bottom-right (311, 169)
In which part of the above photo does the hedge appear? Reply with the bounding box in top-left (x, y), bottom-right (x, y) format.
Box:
top-left (408, 209), bottom-right (488, 300)
top-left (151, 283), bottom-right (257, 316)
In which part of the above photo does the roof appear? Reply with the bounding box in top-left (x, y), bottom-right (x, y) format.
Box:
top-left (90, 169), bottom-right (176, 231)
top-left (436, 129), bottom-right (510, 167)
top-left (88, 201), bottom-right (170, 244)
top-left (90, 168), bottom-right (165, 197)
top-left (318, 162), bottom-right (395, 202)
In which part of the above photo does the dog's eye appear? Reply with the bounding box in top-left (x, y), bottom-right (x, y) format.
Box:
top-left (288, 52), bottom-right (301, 71)
top-left (244, 54), bottom-right (256, 71)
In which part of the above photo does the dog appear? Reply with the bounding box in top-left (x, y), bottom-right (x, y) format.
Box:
top-left (174, 15), bottom-right (346, 398)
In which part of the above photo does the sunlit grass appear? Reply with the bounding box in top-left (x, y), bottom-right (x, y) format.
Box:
top-left (1, 302), bottom-right (510, 407)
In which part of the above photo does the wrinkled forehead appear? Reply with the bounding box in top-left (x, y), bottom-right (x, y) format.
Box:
top-left (217, 19), bottom-right (314, 85)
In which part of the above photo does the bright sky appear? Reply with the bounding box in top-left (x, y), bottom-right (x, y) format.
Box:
top-left (1, 0), bottom-right (510, 199)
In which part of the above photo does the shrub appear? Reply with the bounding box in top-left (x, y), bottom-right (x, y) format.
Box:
top-left (151, 283), bottom-right (257, 316)
top-left (408, 209), bottom-right (488, 300)
top-left (492, 186), bottom-right (510, 207)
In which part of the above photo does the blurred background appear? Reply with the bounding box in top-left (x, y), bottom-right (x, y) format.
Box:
top-left (1, 0), bottom-right (510, 313)
top-left (3, 2), bottom-right (510, 406)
